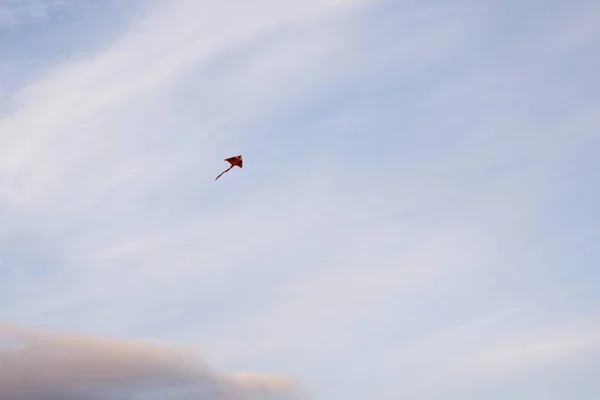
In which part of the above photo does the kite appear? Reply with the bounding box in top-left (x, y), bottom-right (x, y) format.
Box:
top-left (215, 155), bottom-right (243, 181)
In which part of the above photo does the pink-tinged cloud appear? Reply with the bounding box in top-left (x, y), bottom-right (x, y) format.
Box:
top-left (0, 321), bottom-right (300, 400)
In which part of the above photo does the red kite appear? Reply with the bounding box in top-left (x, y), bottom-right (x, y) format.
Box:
top-left (215, 155), bottom-right (243, 180)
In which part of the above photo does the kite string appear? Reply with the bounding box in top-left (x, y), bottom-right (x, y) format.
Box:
top-left (215, 165), bottom-right (234, 180)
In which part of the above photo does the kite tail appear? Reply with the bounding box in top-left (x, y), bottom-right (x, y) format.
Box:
top-left (215, 165), bottom-right (234, 181)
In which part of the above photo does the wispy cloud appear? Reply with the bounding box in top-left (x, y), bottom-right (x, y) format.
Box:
top-left (461, 321), bottom-right (600, 375)
top-left (0, 0), bottom-right (64, 27)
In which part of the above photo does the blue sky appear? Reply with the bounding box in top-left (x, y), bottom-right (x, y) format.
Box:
top-left (0, 0), bottom-right (599, 399)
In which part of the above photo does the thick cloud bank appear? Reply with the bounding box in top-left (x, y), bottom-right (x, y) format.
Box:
top-left (0, 321), bottom-right (300, 400)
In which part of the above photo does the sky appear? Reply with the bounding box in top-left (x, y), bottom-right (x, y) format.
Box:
top-left (0, 0), bottom-right (599, 399)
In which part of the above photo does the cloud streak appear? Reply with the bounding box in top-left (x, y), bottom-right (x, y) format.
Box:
top-left (0, 0), bottom-right (61, 27)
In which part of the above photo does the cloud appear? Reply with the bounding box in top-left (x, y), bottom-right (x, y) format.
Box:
top-left (0, 320), bottom-right (299, 400)
top-left (0, 0), bottom-right (64, 27)
top-left (458, 319), bottom-right (600, 376)
top-left (0, 0), bottom-right (380, 211)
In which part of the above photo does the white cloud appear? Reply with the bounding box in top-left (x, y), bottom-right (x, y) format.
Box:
top-left (435, 318), bottom-right (600, 392)
top-left (0, 0), bottom-right (65, 27)
top-left (464, 326), bottom-right (600, 373)
top-left (0, 0), bottom-right (383, 209)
